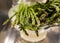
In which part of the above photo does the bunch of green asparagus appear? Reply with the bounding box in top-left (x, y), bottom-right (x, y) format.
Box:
top-left (3, 0), bottom-right (60, 36)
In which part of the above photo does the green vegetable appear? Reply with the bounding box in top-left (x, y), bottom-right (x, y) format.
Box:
top-left (3, 12), bottom-right (17, 25)
top-left (3, 0), bottom-right (60, 36)
top-left (29, 8), bottom-right (35, 25)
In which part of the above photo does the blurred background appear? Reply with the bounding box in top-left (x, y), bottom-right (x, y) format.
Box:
top-left (0, 0), bottom-right (60, 43)
top-left (0, 0), bottom-right (12, 13)
top-left (0, 0), bottom-right (13, 31)
top-left (0, 0), bottom-right (12, 43)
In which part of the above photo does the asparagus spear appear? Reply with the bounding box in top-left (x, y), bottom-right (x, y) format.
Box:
top-left (3, 12), bottom-right (17, 25)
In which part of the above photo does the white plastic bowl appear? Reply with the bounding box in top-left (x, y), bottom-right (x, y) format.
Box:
top-left (14, 25), bottom-right (49, 42)
top-left (17, 0), bottom-right (47, 6)
top-left (8, 1), bottom-right (50, 42)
